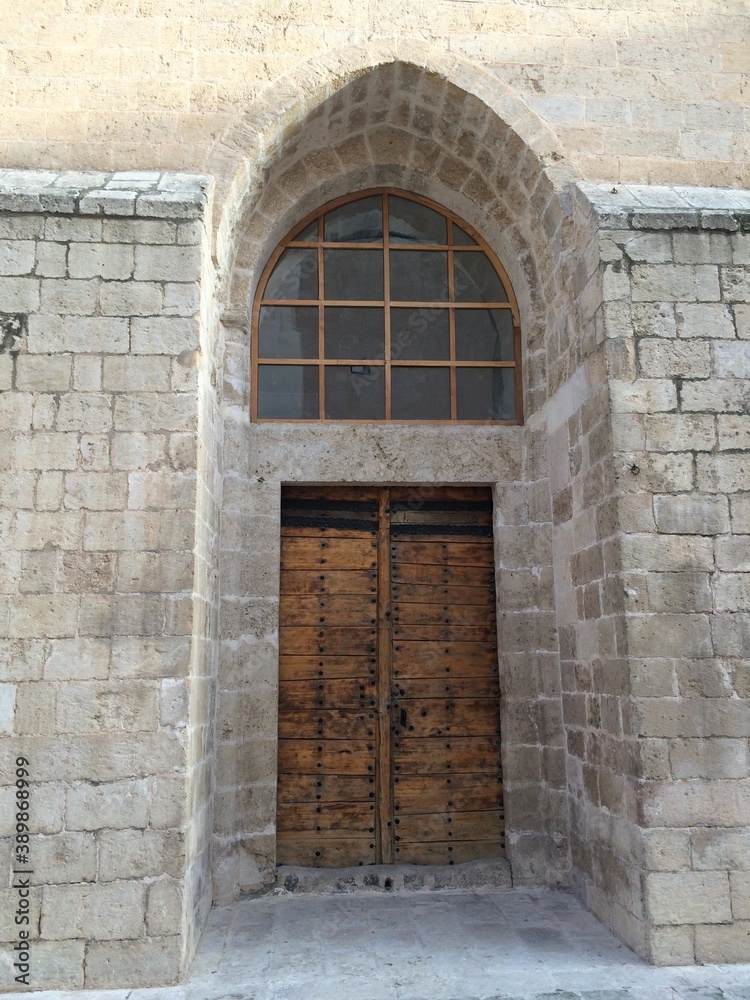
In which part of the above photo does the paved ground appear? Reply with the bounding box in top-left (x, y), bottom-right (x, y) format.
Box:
top-left (4, 888), bottom-right (750, 1000)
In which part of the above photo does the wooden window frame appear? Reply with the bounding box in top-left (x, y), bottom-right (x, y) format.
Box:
top-left (251, 188), bottom-right (523, 424)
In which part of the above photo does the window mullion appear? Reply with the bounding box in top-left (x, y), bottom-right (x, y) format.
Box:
top-left (383, 192), bottom-right (391, 420)
top-left (318, 214), bottom-right (325, 420)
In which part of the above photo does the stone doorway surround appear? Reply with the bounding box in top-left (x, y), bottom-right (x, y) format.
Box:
top-left (1, 158), bottom-right (750, 992)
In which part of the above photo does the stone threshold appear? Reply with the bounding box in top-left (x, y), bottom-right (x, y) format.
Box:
top-left (267, 858), bottom-right (513, 895)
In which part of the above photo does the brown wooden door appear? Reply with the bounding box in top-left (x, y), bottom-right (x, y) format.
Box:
top-left (277, 487), bottom-right (504, 867)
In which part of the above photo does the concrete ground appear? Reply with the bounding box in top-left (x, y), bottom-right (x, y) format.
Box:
top-left (4, 888), bottom-right (750, 1000)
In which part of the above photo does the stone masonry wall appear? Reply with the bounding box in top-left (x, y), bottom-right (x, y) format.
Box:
top-left (0, 170), bottom-right (216, 990)
top-left (584, 183), bottom-right (750, 965)
top-left (0, 2), bottom-right (748, 190)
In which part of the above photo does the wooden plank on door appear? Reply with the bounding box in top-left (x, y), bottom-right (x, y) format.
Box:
top-left (394, 774), bottom-right (503, 815)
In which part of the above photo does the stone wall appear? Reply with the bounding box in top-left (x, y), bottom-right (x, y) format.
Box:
top-left (1, 3), bottom-right (748, 189)
top-left (0, 171), bottom-right (217, 989)
top-left (578, 183), bottom-right (750, 964)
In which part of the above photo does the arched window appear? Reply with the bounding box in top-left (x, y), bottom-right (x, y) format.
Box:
top-left (252, 189), bottom-right (521, 423)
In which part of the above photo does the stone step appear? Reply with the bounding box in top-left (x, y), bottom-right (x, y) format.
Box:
top-left (273, 858), bottom-right (513, 895)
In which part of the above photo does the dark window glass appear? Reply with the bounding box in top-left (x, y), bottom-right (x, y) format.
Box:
top-left (454, 251), bottom-right (508, 303)
top-left (456, 368), bottom-right (515, 421)
top-left (390, 250), bottom-right (448, 302)
top-left (257, 365), bottom-right (318, 419)
top-left (390, 308), bottom-right (449, 360)
top-left (391, 367), bottom-right (450, 420)
top-left (325, 196), bottom-right (383, 243)
top-left (265, 248), bottom-right (318, 300)
top-left (455, 309), bottom-right (514, 362)
top-left (452, 224), bottom-right (477, 246)
top-left (259, 306), bottom-right (318, 359)
top-left (325, 366), bottom-right (385, 419)
top-left (324, 249), bottom-right (383, 300)
top-left (324, 307), bottom-right (384, 359)
top-left (388, 196), bottom-right (446, 244)
top-left (294, 220), bottom-right (318, 242)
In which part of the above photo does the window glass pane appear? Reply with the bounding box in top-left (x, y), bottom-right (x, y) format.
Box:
top-left (454, 251), bottom-right (508, 303)
top-left (390, 250), bottom-right (448, 302)
top-left (257, 365), bottom-right (318, 419)
top-left (324, 249), bottom-right (383, 301)
top-left (294, 220), bottom-right (318, 242)
top-left (391, 367), bottom-right (450, 420)
top-left (265, 248), bottom-right (318, 300)
top-left (388, 196), bottom-right (446, 244)
top-left (325, 196), bottom-right (383, 243)
top-left (325, 366), bottom-right (385, 419)
top-left (258, 306), bottom-right (318, 359)
top-left (456, 368), bottom-right (515, 421)
top-left (455, 309), bottom-right (514, 362)
top-left (324, 307), bottom-right (384, 359)
top-left (452, 224), bottom-right (477, 246)
top-left (390, 308), bottom-right (449, 360)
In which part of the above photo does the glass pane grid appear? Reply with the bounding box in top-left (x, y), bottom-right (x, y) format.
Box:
top-left (254, 190), bottom-right (521, 424)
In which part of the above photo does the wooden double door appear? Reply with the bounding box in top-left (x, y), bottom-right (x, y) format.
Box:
top-left (276, 486), bottom-right (504, 867)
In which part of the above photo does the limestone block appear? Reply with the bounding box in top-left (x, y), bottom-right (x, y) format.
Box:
top-left (645, 572), bottom-right (712, 613)
top-left (40, 278), bottom-right (98, 315)
top-left (44, 638), bottom-right (110, 680)
top-left (84, 937), bottom-right (181, 988)
top-left (631, 264), bottom-right (720, 302)
top-left (0, 276), bottom-right (40, 310)
top-left (79, 434), bottom-right (110, 471)
top-left (59, 552), bottom-right (115, 593)
top-left (736, 304), bottom-right (750, 339)
top-left (127, 470), bottom-right (197, 509)
top-left (653, 494), bottom-right (729, 534)
top-left (720, 267), bottom-right (750, 302)
top-left (642, 778), bottom-right (750, 826)
top-left (730, 496), bottom-right (750, 533)
top-left (100, 280), bottom-right (163, 316)
top-left (0, 239), bottom-right (36, 275)
top-left (27, 315), bottom-right (130, 354)
top-left (67, 242), bottom-right (134, 279)
top-left (14, 680), bottom-right (56, 734)
top-left (159, 678), bottom-right (188, 727)
top-left (63, 472), bottom-right (128, 510)
top-left (116, 551), bottom-right (194, 593)
top-left (55, 680), bottom-right (159, 733)
top-left (638, 338), bottom-right (711, 378)
top-left (110, 637), bottom-right (190, 678)
top-left (641, 828), bottom-right (691, 871)
top-left (714, 341), bottom-right (750, 378)
top-left (648, 924), bottom-right (695, 965)
top-left (31, 831), bottom-right (97, 884)
top-left (711, 614), bottom-right (750, 657)
top-left (682, 379), bottom-right (750, 413)
top-left (163, 281), bottom-right (200, 315)
top-left (36, 241), bottom-right (67, 278)
top-left (609, 378), bottom-right (677, 413)
top-left (0, 639), bottom-right (45, 682)
top-left (98, 829), bottom-right (184, 881)
top-left (673, 232), bottom-right (732, 265)
top-left (111, 432), bottom-right (168, 469)
top-left (620, 533), bottom-right (713, 571)
top-left (102, 355), bottom-right (171, 392)
top-left (146, 880), bottom-right (182, 936)
top-left (716, 536), bottom-right (750, 572)
top-left (718, 416), bottom-right (750, 451)
top-left (0, 356), bottom-right (11, 391)
top-left (695, 921), bottom-right (750, 963)
top-left (130, 316), bottom-right (199, 354)
top-left (41, 881), bottom-right (146, 940)
top-left (148, 774), bottom-right (185, 829)
top-left (731, 871), bottom-right (750, 919)
top-left (134, 244), bottom-right (201, 282)
top-left (645, 871), bottom-right (731, 924)
top-left (66, 779), bottom-right (149, 830)
top-left (44, 218), bottom-right (102, 242)
top-left (9, 595), bottom-right (78, 638)
top-left (114, 394), bottom-right (196, 431)
top-left (692, 827), bottom-right (750, 870)
top-left (697, 455), bottom-right (750, 493)
top-left (15, 356), bottom-right (71, 392)
top-left (56, 393), bottom-right (113, 433)
top-left (715, 574), bottom-right (750, 613)
top-left (634, 698), bottom-right (750, 739)
top-left (73, 356), bottom-right (103, 391)
top-left (632, 303), bottom-right (677, 339)
top-left (671, 739), bottom-right (750, 780)
top-left (83, 511), bottom-right (161, 551)
top-left (0, 392), bottom-right (33, 431)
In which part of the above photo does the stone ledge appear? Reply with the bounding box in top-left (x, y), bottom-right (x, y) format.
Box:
top-left (273, 859), bottom-right (513, 895)
top-left (0, 170), bottom-right (212, 220)
top-left (579, 182), bottom-right (750, 232)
